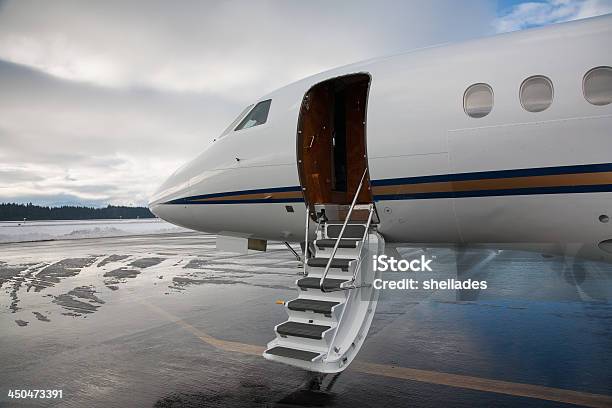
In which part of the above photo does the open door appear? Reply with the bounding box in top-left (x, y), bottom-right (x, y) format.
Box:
top-left (297, 74), bottom-right (372, 213)
top-left (265, 73), bottom-right (380, 373)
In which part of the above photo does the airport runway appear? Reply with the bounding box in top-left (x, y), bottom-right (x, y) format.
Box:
top-left (1, 232), bottom-right (611, 407)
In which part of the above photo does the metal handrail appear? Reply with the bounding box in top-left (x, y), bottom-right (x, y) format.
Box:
top-left (319, 168), bottom-right (368, 291)
top-left (303, 207), bottom-right (310, 276)
top-left (324, 205), bottom-right (374, 292)
top-left (303, 207), bottom-right (323, 276)
top-left (347, 204), bottom-right (374, 285)
top-left (322, 204), bottom-right (373, 361)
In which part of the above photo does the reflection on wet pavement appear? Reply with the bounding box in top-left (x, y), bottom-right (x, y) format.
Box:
top-left (0, 234), bottom-right (302, 326)
top-left (0, 232), bottom-right (611, 407)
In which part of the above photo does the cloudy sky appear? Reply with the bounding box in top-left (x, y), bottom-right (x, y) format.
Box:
top-left (0, 0), bottom-right (611, 207)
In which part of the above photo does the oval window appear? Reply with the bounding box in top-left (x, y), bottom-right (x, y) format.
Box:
top-left (464, 83), bottom-right (493, 118)
top-left (583, 66), bottom-right (612, 106)
top-left (520, 75), bottom-right (553, 112)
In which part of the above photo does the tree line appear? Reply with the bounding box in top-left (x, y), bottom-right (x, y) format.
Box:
top-left (0, 203), bottom-right (156, 221)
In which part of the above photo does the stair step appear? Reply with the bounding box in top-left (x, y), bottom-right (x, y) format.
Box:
top-left (326, 224), bottom-right (366, 239)
top-left (316, 239), bottom-right (359, 249)
top-left (277, 321), bottom-right (331, 339)
top-left (288, 299), bottom-right (339, 314)
top-left (307, 257), bottom-right (352, 271)
top-left (265, 346), bottom-right (321, 362)
top-left (297, 277), bottom-right (347, 290)
top-left (314, 204), bottom-right (372, 223)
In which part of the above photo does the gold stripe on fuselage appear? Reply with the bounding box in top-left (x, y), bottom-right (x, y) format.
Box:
top-left (371, 172), bottom-right (612, 196)
top-left (194, 190), bottom-right (303, 202)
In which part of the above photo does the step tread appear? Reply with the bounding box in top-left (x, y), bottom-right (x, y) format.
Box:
top-left (326, 224), bottom-right (366, 239)
top-left (297, 277), bottom-right (347, 290)
top-left (316, 239), bottom-right (359, 249)
top-left (265, 346), bottom-right (321, 362)
top-left (307, 257), bottom-right (353, 270)
top-left (287, 298), bottom-right (340, 314)
top-left (277, 321), bottom-right (331, 339)
top-left (320, 219), bottom-right (371, 224)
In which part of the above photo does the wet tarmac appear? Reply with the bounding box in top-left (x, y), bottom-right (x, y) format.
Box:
top-left (0, 232), bottom-right (611, 407)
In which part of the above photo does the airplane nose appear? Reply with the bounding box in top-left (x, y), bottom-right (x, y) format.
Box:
top-left (148, 141), bottom-right (226, 228)
top-left (148, 198), bottom-right (162, 218)
top-left (148, 164), bottom-right (190, 218)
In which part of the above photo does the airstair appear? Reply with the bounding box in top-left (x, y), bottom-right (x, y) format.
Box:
top-left (264, 171), bottom-right (385, 373)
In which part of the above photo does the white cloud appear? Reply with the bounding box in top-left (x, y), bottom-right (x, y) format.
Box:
top-left (0, 60), bottom-right (233, 206)
top-left (0, 1), bottom-right (499, 206)
top-left (0, 1), bottom-right (495, 98)
top-left (495, 0), bottom-right (612, 33)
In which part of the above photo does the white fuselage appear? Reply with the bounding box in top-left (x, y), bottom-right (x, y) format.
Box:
top-left (150, 15), bottom-right (612, 262)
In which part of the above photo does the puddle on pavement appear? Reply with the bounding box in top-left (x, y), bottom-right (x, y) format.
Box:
top-left (98, 254), bottom-right (130, 267)
top-left (29, 257), bottom-right (98, 292)
top-left (172, 276), bottom-right (243, 288)
top-left (32, 311), bottom-right (50, 322)
top-left (53, 285), bottom-right (105, 316)
top-left (129, 257), bottom-right (166, 268)
top-left (2, 249), bottom-right (306, 326)
top-left (0, 263), bottom-right (29, 287)
top-left (103, 267), bottom-right (141, 289)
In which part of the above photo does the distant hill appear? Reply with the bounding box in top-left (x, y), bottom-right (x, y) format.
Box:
top-left (0, 203), bottom-right (156, 221)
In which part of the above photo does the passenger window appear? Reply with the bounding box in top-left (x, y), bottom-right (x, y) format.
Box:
top-left (583, 66), bottom-right (612, 106)
top-left (235, 99), bottom-right (272, 131)
top-left (464, 83), bottom-right (493, 118)
top-left (520, 75), bottom-right (553, 112)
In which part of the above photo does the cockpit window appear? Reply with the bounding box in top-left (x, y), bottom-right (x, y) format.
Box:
top-left (235, 99), bottom-right (272, 131)
top-left (220, 104), bottom-right (253, 138)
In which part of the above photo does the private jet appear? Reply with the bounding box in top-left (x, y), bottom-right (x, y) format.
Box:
top-left (150, 15), bottom-right (612, 373)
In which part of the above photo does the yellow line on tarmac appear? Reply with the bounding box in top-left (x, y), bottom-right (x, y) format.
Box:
top-left (141, 300), bottom-right (612, 408)
top-left (140, 299), bottom-right (265, 356)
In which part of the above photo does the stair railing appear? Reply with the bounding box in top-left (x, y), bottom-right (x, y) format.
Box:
top-left (323, 202), bottom-right (374, 362)
top-left (346, 203), bottom-right (375, 288)
top-left (320, 168), bottom-right (368, 292)
top-left (303, 207), bottom-right (310, 276)
top-left (303, 208), bottom-right (322, 276)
